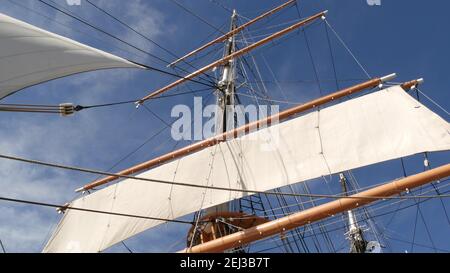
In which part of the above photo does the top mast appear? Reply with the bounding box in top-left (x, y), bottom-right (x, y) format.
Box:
top-left (168, 0), bottom-right (297, 68)
top-left (215, 9), bottom-right (238, 135)
top-left (340, 173), bottom-right (368, 253)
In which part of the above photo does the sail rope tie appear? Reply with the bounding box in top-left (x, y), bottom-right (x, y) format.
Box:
top-left (415, 88), bottom-right (450, 116)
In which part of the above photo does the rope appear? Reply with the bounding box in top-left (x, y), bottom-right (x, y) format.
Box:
top-left (416, 88), bottom-right (450, 116)
top-left (77, 87), bottom-right (213, 111)
top-left (0, 153), bottom-right (449, 201)
top-left (181, 179), bottom-right (450, 221)
top-left (0, 239), bottom-right (5, 253)
top-left (0, 195), bottom-right (193, 224)
top-left (121, 242), bottom-right (133, 253)
top-left (85, 0), bottom-right (218, 84)
top-left (324, 19), bottom-right (371, 79)
top-left (0, 88), bottom-right (213, 115)
top-left (254, 186), bottom-right (450, 253)
top-left (208, 0), bottom-right (234, 14)
top-left (253, 181), bottom-right (450, 252)
top-left (5, 0), bottom-right (149, 63)
top-left (36, 0), bottom-right (218, 87)
top-left (169, 0), bottom-right (224, 34)
top-left (324, 19), bottom-right (340, 90)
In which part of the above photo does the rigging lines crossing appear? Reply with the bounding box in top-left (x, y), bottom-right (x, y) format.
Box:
top-left (84, 0), bottom-right (219, 84)
top-left (36, 0), bottom-right (219, 88)
top-left (1, 1), bottom-right (448, 254)
top-left (0, 153), bottom-right (449, 201)
top-left (0, 196), bottom-right (194, 225)
top-left (0, 87), bottom-right (214, 114)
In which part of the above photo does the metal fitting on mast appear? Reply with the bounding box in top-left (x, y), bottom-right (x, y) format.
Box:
top-left (340, 173), bottom-right (368, 253)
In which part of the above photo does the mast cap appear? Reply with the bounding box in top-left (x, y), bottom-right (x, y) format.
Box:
top-left (380, 73), bottom-right (397, 83)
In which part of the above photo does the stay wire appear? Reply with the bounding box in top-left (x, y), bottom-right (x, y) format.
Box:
top-left (324, 19), bottom-right (371, 79)
top-left (0, 153), bottom-right (449, 201)
top-left (0, 88), bottom-right (213, 115)
top-left (85, 0), bottom-right (218, 84)
top-left (169, 0), bottom-right (224, 34)
top-left (0, 195), bottom-right (193, 225)
top-left (255, 186), bottom-right (450, 253)
top-left (0, 239), bottom-right (5, 253)
top-left (37, 0), bottom-right (217, 87)
top-left (76, 87), bottom-right (213, 111)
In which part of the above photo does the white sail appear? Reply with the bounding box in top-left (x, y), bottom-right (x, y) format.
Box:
top-left (0, 13), bottom-right (141, 99)
top-left (43, 85), bottom-right (450, 253)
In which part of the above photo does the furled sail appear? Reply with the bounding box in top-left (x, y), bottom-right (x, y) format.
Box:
top-left (43, 85), bottom-right (450, 253)
top-left (0, 13), bottom-right (141, 99)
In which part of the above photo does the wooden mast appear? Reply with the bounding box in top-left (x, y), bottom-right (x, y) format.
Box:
top-left (137, 10), bottom-right (328, 104)
top-left (168, 0), bottom-right (297, 67)
top-left (180, 163), bottom-right (450, 253)
top-left (76, 74), bottom-right (401, 193)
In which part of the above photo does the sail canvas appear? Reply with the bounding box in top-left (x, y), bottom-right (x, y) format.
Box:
top-left (0, 12), bottom-right (141, 99)
top-left (43, 85), bottom-right (450, 252)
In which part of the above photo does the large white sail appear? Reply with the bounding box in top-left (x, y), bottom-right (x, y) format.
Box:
top-left (43, 85), bottom-right (450, 253)
top-left (0, 13), bottom-right (141, 99)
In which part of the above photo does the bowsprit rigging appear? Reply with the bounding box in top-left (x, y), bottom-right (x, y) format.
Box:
top-left (0, 0), bottom-right (449, 254)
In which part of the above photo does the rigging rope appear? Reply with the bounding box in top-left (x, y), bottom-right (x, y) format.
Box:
top-left (254, 185), bottom-right (450, 253)
top-left (77, 87), bottom-right (213, 111)
top-left (36, 0), bottom-right (218, 88)
top-left (169, 0), bottom-right (224, 34)
top-left (208, 0), bottom-right (234, 15)
top-left (416, 88), bottom-right (450, 116)
top-left (0, 239), bottom-right (5, 253)
top-left (0, 153), bottom-right (449, 201)
top-left (121, 242), bottom-right (133, 253)
top-left (0, 195), bottom-right (193, 224)
top-left (5, 0), bottom-right (144, 63)
top-left (230, 180), bottom-right (450, 220)
top-left (85, 0), bottom-right (218, 84)
top-left (324, 18), bottom-right (340, 90)
top-left (0, 87), bottom-right (213, 115)
top-left (324, 19), bottom-right (372, 79)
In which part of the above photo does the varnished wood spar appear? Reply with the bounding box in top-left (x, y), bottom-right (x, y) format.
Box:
top-left (137, 10), bottom-right (328, 104)
top-left (168, 0), bottom-right (297, 67)
top-left (76, 74), bottom-right (398, 192)
top-left (401, 78), bottom-right (424, 90)
top-left (181, 163), bottom-right (450, 253)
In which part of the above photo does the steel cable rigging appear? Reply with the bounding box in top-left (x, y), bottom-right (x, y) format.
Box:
top-left (0, 153), bottom-right (449, 201)
top-left (0, 195), bottom-right (194, 225)
top-left (84, 0), bottom-right (219, 84)
top-left (36, 0), bottom-right (219, 88)
top-left (0, 87), bottom-right (213, 115)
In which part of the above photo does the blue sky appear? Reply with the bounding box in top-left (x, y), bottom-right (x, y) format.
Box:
top-left (0, 0), bottom-right (449, 253)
